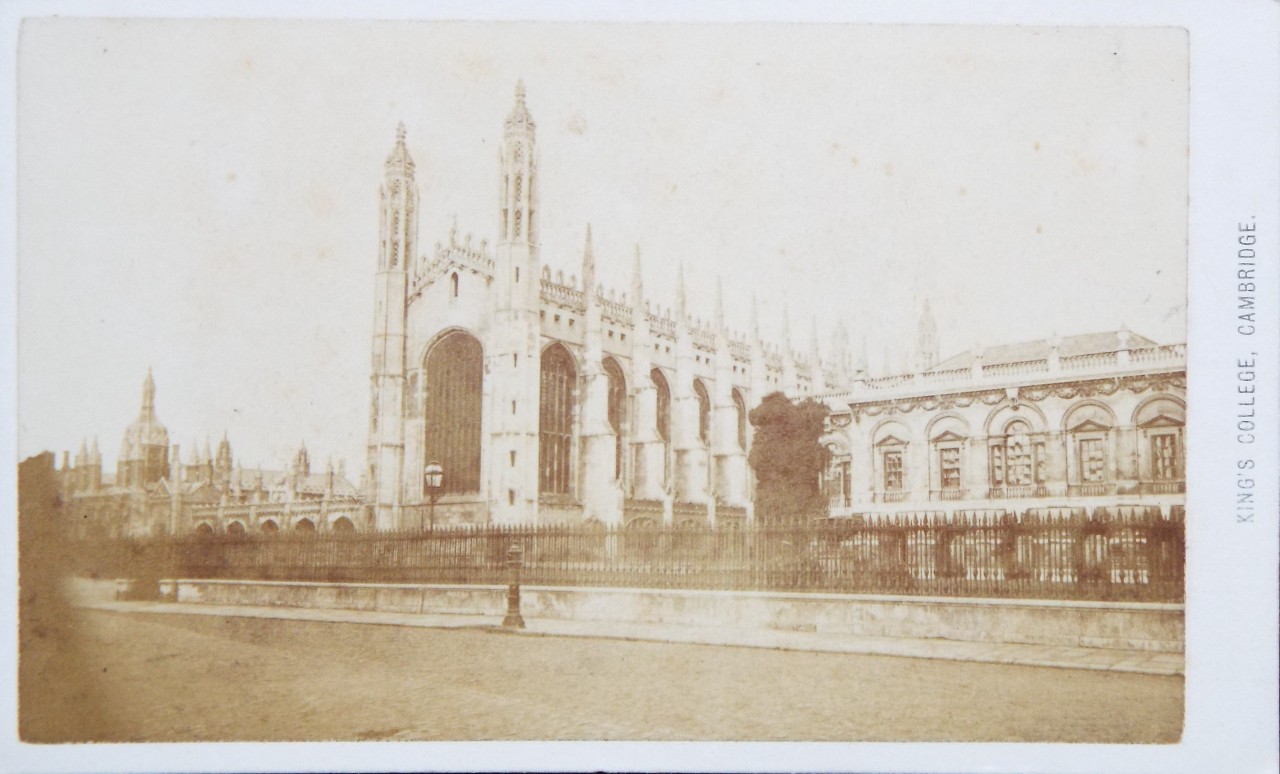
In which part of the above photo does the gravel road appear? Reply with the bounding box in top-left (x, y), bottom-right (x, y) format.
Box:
top-left (20, 608), bottom-right (1182, 743)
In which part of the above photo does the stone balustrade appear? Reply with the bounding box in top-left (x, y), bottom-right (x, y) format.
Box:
top-left (817, 344), bottom-right (1185, 404)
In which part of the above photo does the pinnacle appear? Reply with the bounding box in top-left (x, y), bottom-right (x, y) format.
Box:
top-left (505, 79), bottom-right (535, 131)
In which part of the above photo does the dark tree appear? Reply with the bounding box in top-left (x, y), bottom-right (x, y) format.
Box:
top-left (747, 392), bottom-right (830, 525)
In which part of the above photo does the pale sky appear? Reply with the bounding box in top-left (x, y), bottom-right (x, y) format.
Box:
top-left (17, 20), bottom-right (1188, 475)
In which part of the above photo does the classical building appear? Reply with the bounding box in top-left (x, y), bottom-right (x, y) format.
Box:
top-left (365, 82), bottom-right (861, 531)
top-left (59, 372), bottom-right (362, 537)
top-left (817, 328), bottom-right (1186, 521)
top-left (363, 81), bottom-right (1187, 530)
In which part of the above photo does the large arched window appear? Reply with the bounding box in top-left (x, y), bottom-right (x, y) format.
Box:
top-left (652, 368), bottom-right (671, 442)
top-left (423, 331), bottom-right (484, 494)
top-left (540, 344), bottom-right (576, 495)
top-left (732, 389), bottom-right (748, 451)
top-left (693, 379), bottom-right (711, 446)
top-left (990, 419), bottom-right (1041, 492)
top-left (604, 358), bottom-right (626, 480)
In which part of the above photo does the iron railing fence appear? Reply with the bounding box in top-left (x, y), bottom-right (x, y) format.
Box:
top-left (78, 509), bottom-right (1185, 602)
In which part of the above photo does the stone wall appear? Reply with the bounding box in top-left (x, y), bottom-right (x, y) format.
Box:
top-left (168, 579), bottom-right (1184, 653)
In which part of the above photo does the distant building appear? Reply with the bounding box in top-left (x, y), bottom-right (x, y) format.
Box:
top-left (58, 373), bottom-right (362, 538)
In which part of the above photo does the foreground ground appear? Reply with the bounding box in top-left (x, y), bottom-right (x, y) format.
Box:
top-left (21, 608), bottom-right (1182, 743)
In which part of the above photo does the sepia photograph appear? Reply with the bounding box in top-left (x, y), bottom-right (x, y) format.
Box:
top-left (4, 7), bottom-right (1272, 772)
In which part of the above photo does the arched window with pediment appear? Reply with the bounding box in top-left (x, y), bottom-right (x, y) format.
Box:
top-left (1064, 403), bottom-right (1115, 495)
top-left (540, 344), bottom-right (576, 495)
top-left (604, 358), bottom-right (626, 481)
top-left (1135, 397), bottom-right (1185, 492)
top-left (872, 422), bottom-right (910, 503)
top-left (928, 416), bottom-right (969, 501)
top-left (423, 331), bottom-right (484, 494)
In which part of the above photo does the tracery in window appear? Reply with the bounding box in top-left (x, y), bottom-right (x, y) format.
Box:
top-left (652, 368), bottom-right (671, 443)
top-left (604, 358), bottom-right (626, 480)
top-left (693, 379), bottom-right (711, 446)
top-left (423, 331), bottom-right (483, 494)
top-left (732, 389), bottom-right (748, 451)
top-left (539, 344), bottom-right (576, 495)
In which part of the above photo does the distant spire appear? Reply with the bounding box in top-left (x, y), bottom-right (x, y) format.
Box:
top-left (141, 368), bottom-right (156, 418)
top-left (809, 318), bottom-right (821, 362)
top-left (833, 321), bottom-right (852, 378)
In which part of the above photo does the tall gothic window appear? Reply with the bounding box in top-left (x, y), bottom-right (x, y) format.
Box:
top-left (732, 389), bottom-right (748, 451)
top-left (423, 331), bottom-right (483, 494)
top-left (652, 368), bottom-right (671, 442)
top-left (540, 344), bottom-right (576, 495)
top-left (693, 379), bottom-right (711, 445)
top-left (604, 358), bottom-right (626, 480)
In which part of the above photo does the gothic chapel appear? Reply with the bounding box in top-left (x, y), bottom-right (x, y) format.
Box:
top-left (366, 82), bottom-right (833, 530)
